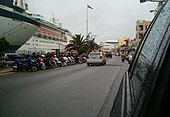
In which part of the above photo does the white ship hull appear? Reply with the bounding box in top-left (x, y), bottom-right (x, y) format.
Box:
top-left (17, 36), bottom-right (66, 54)
top-left (0, 16), bottom-right (38, 49)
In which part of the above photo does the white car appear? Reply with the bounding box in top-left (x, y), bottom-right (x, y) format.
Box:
top-left (87, 52), bottom-right (106, 66)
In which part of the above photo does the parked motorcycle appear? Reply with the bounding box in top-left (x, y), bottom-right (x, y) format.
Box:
top-left (13, 56), bottom-right (39, 72)
top-left (77, 56), bottom-right (83, 64)
top-left (121, 56), bottom-right (125, 62)
top-left (54, 55), bottom-right (63, 67)
top-left (51, 56), bottom-right (57, 68)
top-left (37, 56), bottom-right (46, 70)
top-left (69, 56), bottom-right (76, 65)
top-left (43, 57), bottom-right (53, 69)
top-left (61, 56), bottom-right (68, 66)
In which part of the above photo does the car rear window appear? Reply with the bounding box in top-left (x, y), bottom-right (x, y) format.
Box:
top-left (89, 53), bottom-right (101, 56)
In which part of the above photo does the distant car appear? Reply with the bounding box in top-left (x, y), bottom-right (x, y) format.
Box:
top-left (106, 51), bottom-right (112, 58)
top-left (87, 52), bottom-right (106, 66)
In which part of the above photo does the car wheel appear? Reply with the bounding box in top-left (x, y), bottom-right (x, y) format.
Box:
top-left (87, 63), bottom-right (90, 66)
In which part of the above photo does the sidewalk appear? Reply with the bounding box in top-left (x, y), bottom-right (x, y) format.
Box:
top-left (0, 67), bottom-right (13, 74)
top-left (97, 63), bottom-right (129, 117)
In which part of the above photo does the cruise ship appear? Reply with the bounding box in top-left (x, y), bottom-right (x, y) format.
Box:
top-left (0, 0), bottom-right (39, 51)
top-left (17, 14), bottom-right (73, 54)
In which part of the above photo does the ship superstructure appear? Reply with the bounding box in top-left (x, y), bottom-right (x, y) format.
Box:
top-left (0, 0), bottom-right (39, 51)
top-left (17, 14), bottom-right (73, 54)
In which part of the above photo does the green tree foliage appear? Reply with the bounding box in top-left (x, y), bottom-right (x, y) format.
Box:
top-left (78, 48), bottom-right (86, 54)
top-left (0, 37), bottom-right (9, 52)
top-left (65, 33), bottom-right (100, 54)
top-left (86, 33), bottom-right (100, 52)
top-left (65, 34), bottom-right (88, 54)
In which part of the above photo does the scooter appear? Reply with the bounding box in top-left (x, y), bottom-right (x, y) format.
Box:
top-left (13, 57), bottom-right (38, 72)
top-left (43, 57), bottom-right (53, 69)
top-left (37, 56), bottom-right (46, 70)
top-left (54, 56), bottom-right (63, 67)
top-left (121, 56), bottom-right (125, 62)
top-left (77, 56), bottom-right (83, 64)
top-left (51, 56), bottom-right (57, 68)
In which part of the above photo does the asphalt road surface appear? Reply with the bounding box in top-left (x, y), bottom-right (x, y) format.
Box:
top-left (0, 56), bottom-right (126, 117)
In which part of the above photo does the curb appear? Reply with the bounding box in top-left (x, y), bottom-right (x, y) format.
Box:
top-left (0, 68), bottom-right (13, 74)
top-left (97, 64), bottom-right (129, 117)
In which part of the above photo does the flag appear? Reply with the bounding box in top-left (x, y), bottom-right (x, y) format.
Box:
top-left (87, 4), bottom-right (93, 9)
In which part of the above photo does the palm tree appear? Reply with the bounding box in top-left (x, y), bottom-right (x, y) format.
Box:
top-left (65, 34), bottom-right (88, 54)
top-left (87, 38), bottom-right (95, 52)
top-left (86, 33), bottom-right (100, 52)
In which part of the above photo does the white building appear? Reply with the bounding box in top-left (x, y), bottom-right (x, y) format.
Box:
top-left (100, 40), bottom-right (118, 52)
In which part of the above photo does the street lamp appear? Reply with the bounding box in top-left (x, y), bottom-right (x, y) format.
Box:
top-left (150, 9), bottom-right (158, 16)
top-left (150, 9), bottom-right (158, 13)
top-left (140, 0), bottom-right (165, 3)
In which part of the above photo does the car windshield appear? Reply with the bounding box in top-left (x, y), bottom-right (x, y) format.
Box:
top-left (0, 0), bottom-right (167, 117)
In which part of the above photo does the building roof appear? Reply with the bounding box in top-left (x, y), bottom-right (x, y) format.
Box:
top-left (105, 40), bottom-right (118, 43)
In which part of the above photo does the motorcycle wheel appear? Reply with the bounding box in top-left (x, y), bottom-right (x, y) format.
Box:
top-left (31, 66), bottom-right (38, 72)
top-left (53, 63), bottom-right (57, 68)
top-left (41, 65), bottom-right (46, 70)
top-left (122, 59), bottom-right (125, 62)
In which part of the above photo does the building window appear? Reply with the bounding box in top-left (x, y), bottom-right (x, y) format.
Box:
top-left (139, 33), bottom-right (143, 39)
top-left (43, 35), bottom-right (47, 39)
top-left (48, 36), bottom-right (52, 39)
top-left (37, 34), bottom-right (42, 38)
top-left (25, 43), bottom-right (30, 45)
top-left (14, 1), bottom-right (17, 5)
top-left (145, 25), bottom-right (148, 30)
top-left (139, 25), bottom-right (143, 31)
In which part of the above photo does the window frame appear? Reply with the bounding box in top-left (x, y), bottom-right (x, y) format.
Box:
top-left (132, 22), bottom-right (170, 117)
top-left (128, 0), bottom-right (169, 107)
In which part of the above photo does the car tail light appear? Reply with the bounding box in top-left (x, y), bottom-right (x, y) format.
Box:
top-left (99, 56), bottom-right (103, 59)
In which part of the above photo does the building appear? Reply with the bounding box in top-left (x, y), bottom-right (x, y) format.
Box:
top-left (136, 20), bottom-right (151, 46)
top-left (118, 37), bottom-right (128, 47)
top-left (118, 36), bottom-right (133, 51)
top-left (100, 40), bottom-right (118, 52)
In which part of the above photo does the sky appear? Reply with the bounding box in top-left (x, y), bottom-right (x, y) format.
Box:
top-left (27, 0), bottom-right (158, 42)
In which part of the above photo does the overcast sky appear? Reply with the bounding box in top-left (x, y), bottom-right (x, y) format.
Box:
top-left (27, 0), bottom-right (157, 42)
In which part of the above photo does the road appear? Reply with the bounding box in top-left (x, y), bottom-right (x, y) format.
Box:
top-left (0, 56), bottom-right (127, 117)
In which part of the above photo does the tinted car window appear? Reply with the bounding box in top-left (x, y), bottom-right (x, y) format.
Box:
top-left (131, 1), bottom-right (170, 101)
top-left (89, 53), bottom-right (101, 56)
